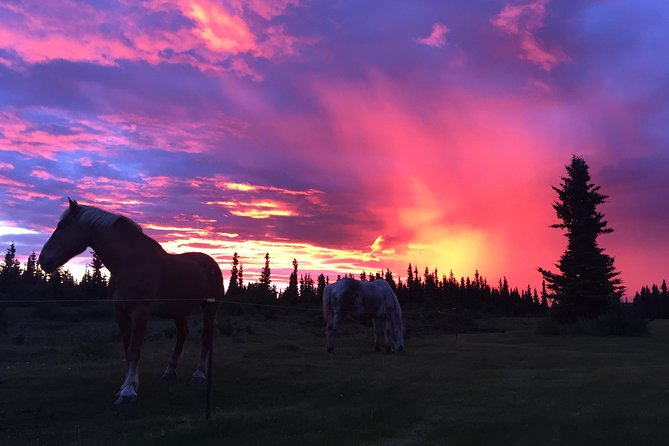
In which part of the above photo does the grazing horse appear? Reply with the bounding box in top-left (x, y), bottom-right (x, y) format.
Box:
top-left (39, 199), bottom-right (223, 406)
top-left (323, 278), bottom-right (404, 354)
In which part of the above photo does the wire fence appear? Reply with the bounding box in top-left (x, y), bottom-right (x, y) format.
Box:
top-left (0, 296), bottom-right (459, 318)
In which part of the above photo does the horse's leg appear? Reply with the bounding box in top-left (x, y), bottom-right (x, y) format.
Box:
top-left (373, 319), bottom-right (383, 352)
top-left (384, 317), bottom-right (395, 353)
top-left (114, 306), bottom-right (131, 361)
top-left (326, 312), bottom-right (343, 354)
top-left (191, 302), bottom-right (216, 384)
top-left (115, 309), bottom-right (148, 406)
top-left (161, 316), bottom-right (188, 381)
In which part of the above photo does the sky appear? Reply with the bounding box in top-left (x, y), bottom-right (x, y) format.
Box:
top-left (0, 0), bottom-right (667, 295)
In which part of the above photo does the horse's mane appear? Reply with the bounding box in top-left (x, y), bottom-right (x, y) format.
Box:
top-left (62, 205), bottom-right (143, 233)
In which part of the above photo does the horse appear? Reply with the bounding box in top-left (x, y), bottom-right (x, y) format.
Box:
top-left (323, 277), bottom-right (404, 354)
top-left (39, 198), bottom-right (223, 406)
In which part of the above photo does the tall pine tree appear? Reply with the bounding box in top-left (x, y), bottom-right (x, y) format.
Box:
top-left (87, 251), bottom-right (107, 299)
top-left (539, 155), bottom-right (623, 322)
top-left (283, 258), bottom-right (299, 304)
top-left (227, 252), bottom-right (240, 297)
top-left (0, 242), bottom-right (21, 295)
top-left (260, 253), bottom-right (271, 288)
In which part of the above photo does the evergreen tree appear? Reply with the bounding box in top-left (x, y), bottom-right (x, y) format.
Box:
top-left (539, 155), bottom-right (623, 322)
top-left (86, 251), bottom-right (107, 299)
top-left (540, 280), bottom-right (549, 310)
top-left (283, 258), bottom-right (299, 304)
top-left (0, 242), bottom-right (21, 294)
top-left (81, 266), bottom-right (92, 287)
top-left (238, 262), bottom-right (244, 292)
top-left (299, 273), bottom-right (316, 303)
top-left (227, 252), bottom-right (240, 296)
top-left (316, 273), bottom-right (328, 299)
top-left (22, 251), bottom-right (41, 284)
top-left (384, 268), bottom-right (396, 291)
top-left (47, 267), bottom-right (64, 298)
top-left (23, 251), bottom-right (36, 280)
top-left (259, 253), bottom-right (271, 290)
top-left (407, 263), bottom-right (414, 294)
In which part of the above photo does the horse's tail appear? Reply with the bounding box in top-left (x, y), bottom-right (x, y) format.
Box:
top-left (188, 252), bottom-right (224, 302)
top-left (205, 257), bottom-right (225, 301)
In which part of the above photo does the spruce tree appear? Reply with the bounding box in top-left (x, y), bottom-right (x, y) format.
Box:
top-left (227, 252), bottom-right (240, 296)
top-left (88, 251), bottom-right (107, 299)
top-left (0, 242), bottom-right (21, 294)
top-left (299, 273), bottom-right (315, 303)
top-left (316, 273), bottom-right (327, 299)
top-left (22, 251), bottom-right (39, 284)
top-left (237, 263), bottom-right (244, 292)
top-left (384, 268), bottom-right (396, 291)
top-left (284, 258), bottom-right (299, 304)
top-left (259, 253), bottom-right (271, 291)
top-left (539, 155), bottom-right (623, 322)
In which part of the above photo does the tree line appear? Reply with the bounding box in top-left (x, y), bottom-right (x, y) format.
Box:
top-left (0, 239), bottom-right (548, 316)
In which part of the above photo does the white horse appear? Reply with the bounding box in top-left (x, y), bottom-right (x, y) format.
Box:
top-left (323, 278), bottom-right (404, 354)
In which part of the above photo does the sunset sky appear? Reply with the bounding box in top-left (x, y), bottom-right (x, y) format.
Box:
top-left (0, 0), bottom-right (667, 295)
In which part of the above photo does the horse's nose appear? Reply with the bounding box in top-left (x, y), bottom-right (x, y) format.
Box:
top-left (38, 252), bottom-right (55, 273)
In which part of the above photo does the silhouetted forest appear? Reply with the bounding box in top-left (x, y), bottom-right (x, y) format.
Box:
top-left (1, 241), bottom-right (666, 325)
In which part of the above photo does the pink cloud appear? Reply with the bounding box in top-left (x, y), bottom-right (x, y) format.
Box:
top-left (0, 162), bottom-right (13, 170)
top-left (187, 0), bottom-right (259, 55)
top-left (416, 23), bottom-right (449, 48)
top-left (29, 169), bottom-right (74, 183)
top-left (491, 0), bottom-right (570, 71)
top-left (0, 0), bottom-right (312, 79)
top-left (0, 107), bottom-right (248, 160)
top-left (0, 109), bottom-right (137, 159)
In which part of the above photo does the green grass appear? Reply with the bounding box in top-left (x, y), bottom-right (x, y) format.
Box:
top-left (2, 307), bottom-right (669, 445)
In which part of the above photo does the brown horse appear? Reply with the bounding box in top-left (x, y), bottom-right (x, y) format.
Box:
top-left (39, 199), bottom-right (223, 405)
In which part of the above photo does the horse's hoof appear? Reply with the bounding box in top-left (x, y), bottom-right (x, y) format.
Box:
top-left (397, 346), bottom-right (404, 352)
top-left (374, 345), bottom-right (382, 353)
top-left (161, 371), bottom-right (177, 381)
top-left (327, 347), bottom-right (334, 355)
top-left (190, 375), bottom-right (207, 385)
top-left (114, 395), bottom-right (137, 406)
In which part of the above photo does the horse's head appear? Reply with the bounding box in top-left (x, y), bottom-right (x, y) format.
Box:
top-left (39, 198), bottom-right (91, 273)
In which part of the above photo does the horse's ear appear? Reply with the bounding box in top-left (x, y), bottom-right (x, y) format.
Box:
top-left (68, 197), bottom-right (80, 214)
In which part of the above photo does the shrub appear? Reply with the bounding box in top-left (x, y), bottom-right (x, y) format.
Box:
top-left (593, 303), bottom-right (648, 336)
top-left (536, 304), bottom-right (648, 337)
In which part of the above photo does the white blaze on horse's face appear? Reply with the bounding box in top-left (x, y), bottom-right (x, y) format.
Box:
top-left (39, 203), bottom-right (90, 273)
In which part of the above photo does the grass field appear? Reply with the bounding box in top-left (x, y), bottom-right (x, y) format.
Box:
top-left (2, 304), bottom-right (669, 445)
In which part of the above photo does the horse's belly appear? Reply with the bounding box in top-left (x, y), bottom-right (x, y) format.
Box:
top-left (149, 300), bottom-right (201, 318)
